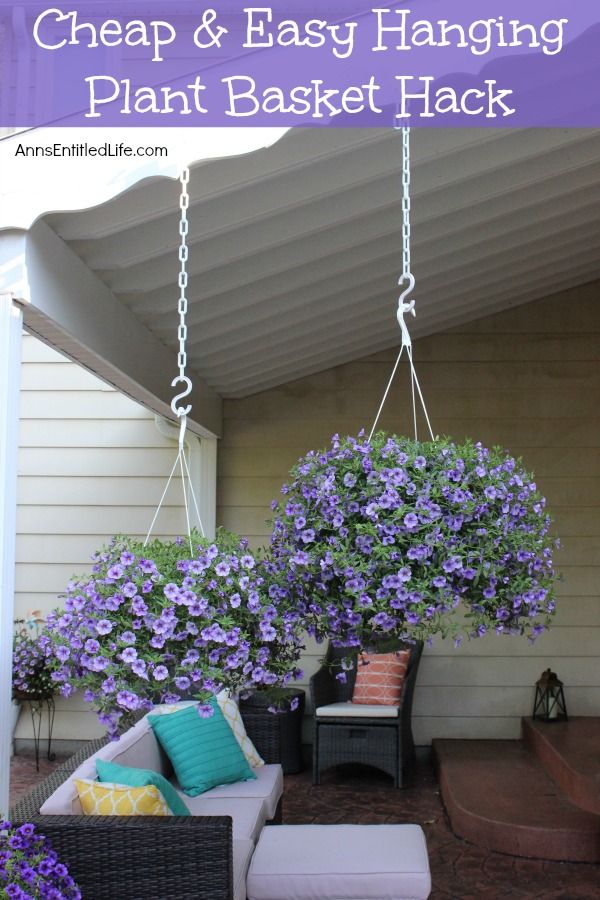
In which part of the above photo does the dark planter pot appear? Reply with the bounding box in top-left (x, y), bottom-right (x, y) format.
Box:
top-left (13, 690), bottom-right (55, 702)
top-left (239, 689), bottom-right (305, 775)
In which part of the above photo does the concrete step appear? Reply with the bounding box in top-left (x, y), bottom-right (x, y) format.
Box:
top-left (433, 738), bottom-right (600, 862)
top-left (523, 716), bottom-right (600, 816)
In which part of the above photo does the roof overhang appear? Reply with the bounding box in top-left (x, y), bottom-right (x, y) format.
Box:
top-left (2, 126), bottom-right (600, 437)
top-left (0, 127), bottom-right (289, 437)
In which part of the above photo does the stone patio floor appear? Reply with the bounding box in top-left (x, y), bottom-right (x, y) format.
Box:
top-left (10, 751), bottom-right (600, 899)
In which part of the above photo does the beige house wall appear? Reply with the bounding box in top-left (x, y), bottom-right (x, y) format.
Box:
top-left (217, 282), bottom-right (600, 745)
top-left (14, 334), bottom-right (195, 744)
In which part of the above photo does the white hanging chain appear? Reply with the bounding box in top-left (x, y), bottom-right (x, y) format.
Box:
top-left (177, 167), bottom-right (190, 390)
top-left (401, 125), bottom-right (412, 284)
top-left (368, 127), bottom-right (434, 443)
top-left (144, 167), bottom-right (205, 552)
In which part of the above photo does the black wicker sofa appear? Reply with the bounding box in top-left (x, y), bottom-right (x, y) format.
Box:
top-left (10, 715), bottom-right (283, 900)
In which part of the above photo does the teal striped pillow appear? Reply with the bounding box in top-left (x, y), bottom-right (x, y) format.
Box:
top-left (147, 700), bottom-right (256, 797)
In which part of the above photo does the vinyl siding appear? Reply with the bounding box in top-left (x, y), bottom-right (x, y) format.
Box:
top-left (216, 282), bottom-right (600, 744)
top-left (14, 334), bottom-right (193, 744)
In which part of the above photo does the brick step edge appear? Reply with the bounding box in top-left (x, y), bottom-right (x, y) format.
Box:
top-left (522, 717), bottom-right (600, 816)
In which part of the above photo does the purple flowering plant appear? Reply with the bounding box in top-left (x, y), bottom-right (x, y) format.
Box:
top-left (12, 617), bottom-right (55, 699)
top-left (270, 432), bottom-right (557, 653)
top-left (42, 530), bottom-right (304, 739)
top-left (0, 819), bottom-right (81, 900)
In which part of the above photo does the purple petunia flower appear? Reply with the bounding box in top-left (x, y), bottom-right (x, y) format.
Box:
top-left (163, 583), bottom-right (180, 601)
top-left (153, 665), bottom-right (169, 682)
top-left (292, 551), bottom-right (310, 566)
top-left (131, 659), bottom-right (148, 678)
top-left (117, 690), bottom-right (140, 711)
top-left (259, 623), bottom-right (277, 641)
top-left (404, 513), bottom-right (419, 530)
top-left (131, 596), bottom-right (148, 615)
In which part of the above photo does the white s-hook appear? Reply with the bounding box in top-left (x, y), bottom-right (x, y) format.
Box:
top-left (397, 272), bottom-right (416, 349)
top-left (171, 374), bottom-right (192, 418)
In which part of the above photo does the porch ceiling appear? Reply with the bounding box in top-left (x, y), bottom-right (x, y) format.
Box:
top-left (42, 127), bottom-right (600, 399)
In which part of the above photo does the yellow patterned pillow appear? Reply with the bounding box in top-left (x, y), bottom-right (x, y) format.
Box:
top-left (217, 691), bottom-right (264, 768)
top-left (74, 779), bottom-right (172, 816)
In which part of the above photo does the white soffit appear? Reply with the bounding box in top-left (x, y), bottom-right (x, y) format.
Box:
top-left (16, 127), bottom-right (600, 397)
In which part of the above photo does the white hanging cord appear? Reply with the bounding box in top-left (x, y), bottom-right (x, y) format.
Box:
top-left (143, 455), bottom-right (181, 547)
top-left (368, 127), bottom-right (434, 444)
top-left (144, 167), bottom-right (205, 553)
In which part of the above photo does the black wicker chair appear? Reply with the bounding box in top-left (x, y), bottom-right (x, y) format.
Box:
top-left (310, 640), bottom-right (423, 788)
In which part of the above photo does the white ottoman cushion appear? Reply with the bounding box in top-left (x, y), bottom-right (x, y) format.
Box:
top-left (247, 824), bottom-right (431, 900)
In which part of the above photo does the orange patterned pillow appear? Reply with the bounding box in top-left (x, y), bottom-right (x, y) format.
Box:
top-left (352, 650), bottom-right (411, 705)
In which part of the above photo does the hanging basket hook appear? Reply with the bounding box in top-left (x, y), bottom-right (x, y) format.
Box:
top-left (397, 272), bottom-right (416, 348)
top-left (171, 374), bottom-right (192, 418)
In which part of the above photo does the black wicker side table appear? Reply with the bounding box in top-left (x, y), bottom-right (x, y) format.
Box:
top-left (239, 689), bottom-right (305, 774)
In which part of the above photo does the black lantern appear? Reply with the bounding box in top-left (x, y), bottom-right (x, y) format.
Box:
top-left (533, 668), bottom-right (568, 722)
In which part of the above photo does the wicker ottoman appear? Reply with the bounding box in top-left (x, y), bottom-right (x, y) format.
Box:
top-left (246, 824), bottom-right (431, 900)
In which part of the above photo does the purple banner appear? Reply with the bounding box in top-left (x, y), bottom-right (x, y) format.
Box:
top-left (1, 1), bottom-right (599, 126)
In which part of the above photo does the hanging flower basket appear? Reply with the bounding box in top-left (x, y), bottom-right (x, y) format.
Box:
top-left (270, 432), bottom-right (557, 652)
top-left (42, 531), bottom-right (304, 739)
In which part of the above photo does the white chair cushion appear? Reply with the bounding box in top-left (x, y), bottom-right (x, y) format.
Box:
top-left (247, 824), bottom-right (431, 900)
top-left (201, 764), bottom-right (283, 821)
top-left (171, 792), bottom-right (266, 844)
top-left (233, 838), bottom-right (255, 900)
top-left (316, 702), bottom-right (399, 718)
